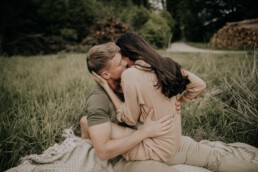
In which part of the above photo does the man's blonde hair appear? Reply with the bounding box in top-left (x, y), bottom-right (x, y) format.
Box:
top-left (87, 42), bottom-right (120, 74)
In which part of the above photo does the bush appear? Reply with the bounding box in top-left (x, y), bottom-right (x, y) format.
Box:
top-left (107, 6), bottom-right (175, 49)
top-left (82, 17), bottom-right (128, 46)
top-left (1, 0), bottom-right (105, 55)
top-left (139, 10), bottom-right (173, 48)
top-left (160, 10), bottom-right (175, 29)
top-left (130, 7), bottom-right (150, 30)
top-left (60, 28), bottom-right (78, 42)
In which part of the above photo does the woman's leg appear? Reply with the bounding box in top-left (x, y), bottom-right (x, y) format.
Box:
top-left (114, 159), bottom-right (180, 172)
top-left (168, 136), bottom-right (258, 172)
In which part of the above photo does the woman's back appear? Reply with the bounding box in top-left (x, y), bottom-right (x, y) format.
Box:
top-left (123, 60), bottom-right (179, 121)
top-left (120, 60), bottom-right (182, 162)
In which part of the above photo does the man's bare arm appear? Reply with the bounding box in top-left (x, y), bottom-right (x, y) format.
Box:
top-left (89, 113), bottom-right (173, 161)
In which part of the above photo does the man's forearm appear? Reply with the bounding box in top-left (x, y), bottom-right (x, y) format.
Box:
top-left (99, 129), bottom-right (146, 160)
top-left (89, 111), bottom-right (171, 161)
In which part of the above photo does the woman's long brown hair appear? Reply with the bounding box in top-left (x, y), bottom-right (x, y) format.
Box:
top-left (116, 32), bottom-right (190, 98)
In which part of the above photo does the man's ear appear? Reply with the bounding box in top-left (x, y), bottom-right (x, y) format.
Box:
top-left (101, 71), bottom-right (110, 79)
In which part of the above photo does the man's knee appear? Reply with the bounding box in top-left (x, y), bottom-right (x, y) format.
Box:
top-left (80, 116), bottom-right (88, 128)
top-left (80, 116), bottom-right (90, 139)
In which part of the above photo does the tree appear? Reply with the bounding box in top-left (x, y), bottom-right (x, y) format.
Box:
top-left (132, 0), bottom-right (150, 8)
top-left (166, 0), bottom-right (258, 42)
top-left (0, 0), bottom-right (105, 55)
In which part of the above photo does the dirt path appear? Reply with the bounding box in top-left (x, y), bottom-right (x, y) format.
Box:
top-left (167, 42), bottom-right (244, 54)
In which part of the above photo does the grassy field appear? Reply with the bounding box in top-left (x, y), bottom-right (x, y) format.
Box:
top-left (0, 51), bottom-right (257, 171)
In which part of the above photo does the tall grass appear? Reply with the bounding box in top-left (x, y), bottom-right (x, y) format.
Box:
top-left (162, 51), bottom-right (258, 144)
top-left (0, 51), bottom-right (257, 171)
top-left (0, 53), bottom-right (95, 171)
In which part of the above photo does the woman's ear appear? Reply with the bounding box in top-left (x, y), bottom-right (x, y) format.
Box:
top-left (101, 71), bottom-right (110, 79)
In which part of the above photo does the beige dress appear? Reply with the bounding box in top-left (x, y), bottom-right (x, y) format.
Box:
top-left (118, 60), bottom-right (206, 162)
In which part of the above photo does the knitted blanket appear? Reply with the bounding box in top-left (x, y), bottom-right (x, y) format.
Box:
top-left (6, 129), bottom-right (258, 172)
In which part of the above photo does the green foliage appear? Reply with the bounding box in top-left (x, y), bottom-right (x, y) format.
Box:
top-left (166, 0), bottom-right (258, 42)
top-left (179, 9), bottom-right (203, 42)
top-left (1, 0), bottom-right (258, 55)
top-left (60, 28), bottom-right (78, 42)
top-left (160, 10), bottom-right (175, 29)
top-left (0, 0), bottom-right (177, 55)
top-left (130, 7), bottom-right (150, 30)
top-left (36, 0), bottom-right (105, 37)
top-left (94, 4), bottom-right (175, 49)
top-left (1, 0), bottom-right (106, 55)
top-left (139, 10), bottom-right (172, 48)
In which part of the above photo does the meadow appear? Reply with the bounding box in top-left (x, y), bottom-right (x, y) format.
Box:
top-left (0, 51), bottom-right (257, 171)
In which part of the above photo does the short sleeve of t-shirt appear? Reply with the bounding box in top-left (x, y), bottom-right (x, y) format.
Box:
top-left (86, 93), bottom-right (112, 127)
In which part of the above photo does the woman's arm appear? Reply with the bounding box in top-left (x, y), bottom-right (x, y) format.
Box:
top-left (118, 70), bottom-right (141, 125)
top-left (92, 72), bottom-right (122, 111)
top-left (179, 69), bottom-right (206, 103)
top-left (92, 71), bottom-right (141, 125)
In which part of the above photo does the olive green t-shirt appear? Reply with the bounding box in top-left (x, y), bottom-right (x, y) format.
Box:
top-left (85, 85), bottom-right (125, 164)
top-left (85, 85), bottom-right (119, 126)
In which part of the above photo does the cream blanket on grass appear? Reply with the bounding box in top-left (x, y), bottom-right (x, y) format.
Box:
top-left (6, 129), bottom-right (258, 172)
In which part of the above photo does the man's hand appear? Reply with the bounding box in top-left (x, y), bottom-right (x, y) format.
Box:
top-left (140, 109), bottom-right (173, 138)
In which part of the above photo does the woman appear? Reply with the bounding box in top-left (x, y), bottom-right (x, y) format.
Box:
top-left (93, 32), bottom-right (206, 163)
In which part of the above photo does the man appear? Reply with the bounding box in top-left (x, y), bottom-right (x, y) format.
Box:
top-left (80, 42), bottom-right (180, 172)
top-left (81, 42), bottom-right (258, 172)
